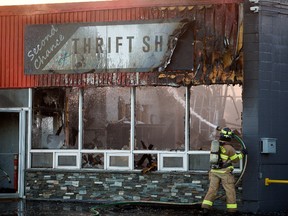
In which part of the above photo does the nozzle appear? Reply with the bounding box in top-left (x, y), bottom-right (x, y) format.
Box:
top-left (216, 126), bottom-right (222, 131)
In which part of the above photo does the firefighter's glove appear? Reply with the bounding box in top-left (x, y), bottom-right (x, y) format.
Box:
top-left (241, 149), bottom-right (248, 155)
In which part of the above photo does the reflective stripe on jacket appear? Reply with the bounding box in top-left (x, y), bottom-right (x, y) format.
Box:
top-left (211, 143), bottom-right (243, 173)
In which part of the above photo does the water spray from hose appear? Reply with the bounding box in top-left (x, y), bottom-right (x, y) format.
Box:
top-left (167, 88), bottom-right (218, 129)
top-left (167, 88), bottom-right (247, 188)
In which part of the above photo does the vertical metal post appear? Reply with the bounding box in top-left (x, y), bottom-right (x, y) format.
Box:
top-left (27, 88), bottom-right (32, 169)
top-left (78, 88), bottom-right (83, 169)
top-left (185, 86), bottom-right (191, 171)
top-left (19, 110), bottom-right (26, 197)
top-left (130, 87), bottom-right (136, 170)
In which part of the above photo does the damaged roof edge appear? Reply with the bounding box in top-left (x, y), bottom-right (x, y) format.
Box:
top-left (0, 0), bottom-right (244, 16)
top-left (158, 19), bottom-right (193, 72)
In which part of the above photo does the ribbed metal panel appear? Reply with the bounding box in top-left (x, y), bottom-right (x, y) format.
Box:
top-left (0, 14), bottom-right (36, 88)
top-left (5, 7), bottom-right (41, 87)
top-left (0, 0), bottom-right (243, 88)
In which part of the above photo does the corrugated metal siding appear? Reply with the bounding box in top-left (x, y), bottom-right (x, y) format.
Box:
top-left (0, 0), bottom-right (243, 89)
top-left (0, 14), bottom-right (40, 88)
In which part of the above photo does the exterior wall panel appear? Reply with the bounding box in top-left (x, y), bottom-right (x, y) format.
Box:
top-left (0, 14), bottom-right (36, 88)
top-left (0, 0), bottom-right (243, 89)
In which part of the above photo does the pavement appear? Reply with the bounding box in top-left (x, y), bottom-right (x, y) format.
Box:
top-left (0, 199), bottom-right (210, 216)
top-left (0, 199), bottom-right (94, 216)
top-left (0, 198), bottom-right (288, 216)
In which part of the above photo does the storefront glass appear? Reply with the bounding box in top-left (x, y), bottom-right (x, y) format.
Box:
top-left (189, 85), bottom-right (242, 151)
top-left (30, 85), bottom-right (242, 171)
top-left (32, 88), bottom-right (79, 149)
top-left (135, 87), bottom-right (185, 151)
top-left (82, 87), bottom-right (130, 150)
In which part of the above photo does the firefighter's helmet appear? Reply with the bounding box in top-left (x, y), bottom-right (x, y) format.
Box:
top-left (219, 127), bottom-right (233, 141)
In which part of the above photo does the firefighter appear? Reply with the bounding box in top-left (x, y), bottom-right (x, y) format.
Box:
top-left (201, 127), bottom-right (248, 215)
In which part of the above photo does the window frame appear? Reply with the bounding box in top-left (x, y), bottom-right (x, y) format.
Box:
top-left (159, 153), bottom-right (187, 171)
top-left (55, 152), bottom-right (79, 169)
top-left (28, 86), bottom-right (243, 173)
top-left (106, 152), bottom-right (131, 170)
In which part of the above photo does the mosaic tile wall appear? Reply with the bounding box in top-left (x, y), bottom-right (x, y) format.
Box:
top-left (25, 170), bottom-right (242, 204)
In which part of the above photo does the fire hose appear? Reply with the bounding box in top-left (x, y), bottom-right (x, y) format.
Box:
top-left (234, 133), bottom-right (248, 187)
top-left (213, 126), bottom-right (248, 200)
top-left (90, 201), bottom-right (202, 215)
top-left (215, 126), bottom-right (248, 187)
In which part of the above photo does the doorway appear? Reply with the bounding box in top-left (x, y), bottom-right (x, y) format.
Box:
top-left (0, 111), bottom-right (25, 198)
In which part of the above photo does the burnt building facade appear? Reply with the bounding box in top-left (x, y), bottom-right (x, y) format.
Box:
top-left (0, 0), bottom-right (287, 214)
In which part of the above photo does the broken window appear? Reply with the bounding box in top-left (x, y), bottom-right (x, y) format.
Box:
top-left (135, 87), bottom-right (185, 151)
top-left (66, 88), bottom-right (79, 148)
top-left (32, 88), bottom-right (79, 149)
top-left (30, 85), bottom-right (242, 172)
top-left (189, 85), bottom-right (242, 151)
top-left (134, 153), bottom-right (157, 171)
top-left (82, 153), bottom-right (104, 169)
top-left (82, 87), bottom-right (130, 150)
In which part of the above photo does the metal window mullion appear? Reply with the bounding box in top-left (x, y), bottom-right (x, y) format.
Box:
top-left (53, 152), bottom-right (57, 169)
top-left (185, 86), bottom-right (190, 171)
top-left (183, 153), bottom-right (188, 171)
top-left (77, 88), bottom-right (83, 169)
top-left (130, 87), bottom-right (136, 171)
top-left (19, 110), bottom-right (26, 197)
top-left (104, 152), bottom-right (108, 170)
top-left (157, 152), bottom-right (160, 171)
top-left (27, 88), bottom-right (32, 169)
